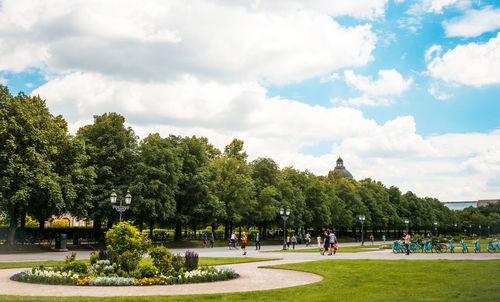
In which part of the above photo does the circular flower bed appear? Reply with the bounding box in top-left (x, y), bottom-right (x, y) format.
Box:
top-left (10, 222), bottom-right (239, 287)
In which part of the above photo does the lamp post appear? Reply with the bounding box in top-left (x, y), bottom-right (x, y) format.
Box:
top-left (359, 215), bottom-right (366, 246)
top-left (454, 223), bottom-right (457, 235)
top-left (110, 189), bottom-right (132, 222)
top-left (434, 221), bottom-right (438, 237)
top-left (404, 218), bottom-right (409, 234)
top-left (488, 225), bottom-right (490, 236)
top-left (469, 224), bottom-right (472, 236)
top-left (280, 207), bottom-right (290, 250)
top-left (479, 225), bottom-right (482, 236)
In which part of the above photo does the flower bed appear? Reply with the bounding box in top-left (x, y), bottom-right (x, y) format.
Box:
top-left (11, 266), bottom-right (238, 286)
top-left (10, 223), bottom-right (238, 287)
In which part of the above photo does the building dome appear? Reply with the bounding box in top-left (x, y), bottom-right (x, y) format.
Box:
top-left (333, 157), bottom-right (353, 178)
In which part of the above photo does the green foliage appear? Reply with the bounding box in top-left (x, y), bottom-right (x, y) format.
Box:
top-left (138, 263), bottom-right (158, 278)
top-left (62, 260), bottom-right (88, 274)
top-left (90, 253), bottom-right (99, 265)
top-left (105, 222), bottom-right (151, 272)
top-left (149, 246), bottom-right (173, 274)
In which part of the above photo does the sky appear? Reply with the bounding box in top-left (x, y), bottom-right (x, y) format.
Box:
top-left (1, 0), bottom-right (499, 202)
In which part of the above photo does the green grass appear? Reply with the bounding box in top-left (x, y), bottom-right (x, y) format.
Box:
top-left (0, 259), bottom-right (498, 301)
top-left (0, 257), bottom-right (278, 270)
top-left (265, 244), bottom-right (382, 253)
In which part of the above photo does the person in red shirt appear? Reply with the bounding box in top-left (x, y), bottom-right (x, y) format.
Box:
top-left (242, 232), bottom-right (247, 255)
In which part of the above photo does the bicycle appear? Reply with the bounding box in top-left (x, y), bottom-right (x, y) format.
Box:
top-left (423, 240), bottom-right (433, 253)
top-left (409, 241), bottom-right (423, 253)
top-left (228, 239), bottom-right (238, 250)
top-left (486, 239), bottom-right (500, 253)
top-left (431, 239), bottom-right (447, 253)
top-left (392, 240), bottom-right (405, 253)
top-left (460, 240), bottom-right (468, 253)
top-left (473, 240), bottom-right (481, 253)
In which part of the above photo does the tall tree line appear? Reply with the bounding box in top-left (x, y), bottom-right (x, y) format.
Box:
top-left (1, 86), bottom-right (498, 244)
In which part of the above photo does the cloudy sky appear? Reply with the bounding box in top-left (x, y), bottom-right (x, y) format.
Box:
top-left (1, 0), bottom-right (500, 202)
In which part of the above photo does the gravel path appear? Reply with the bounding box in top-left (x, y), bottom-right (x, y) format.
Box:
top-left (1, 242), bottom-right (499, 297)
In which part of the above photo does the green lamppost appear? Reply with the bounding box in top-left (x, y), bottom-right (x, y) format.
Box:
top-left (110, 189), bottom-right (132, 222)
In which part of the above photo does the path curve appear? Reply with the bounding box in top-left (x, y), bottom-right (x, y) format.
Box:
top-left (0, 259), bottom-right (322, 297)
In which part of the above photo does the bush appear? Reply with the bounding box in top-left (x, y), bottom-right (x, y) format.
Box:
top-left (88, 260), bottom-right (117, 276)
top-left (63, 260), bottom-right (88, 274)
top-left (138, 263), bottom-right (158, 278)
top-left (171, 253), bottom-right (184, 273)
top-left (149, 246), bottom-right (173, 274)
top-left (105, 222), bottom-right (151, 272)
top-left (184, 250), bottom-right (198, 271)
top-left (90, 253), bottom-right (99, 265)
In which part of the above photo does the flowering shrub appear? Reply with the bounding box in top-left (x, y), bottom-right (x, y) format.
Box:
top-left (135, 277), bottom-right (167, 286)
top-left (184, 250), bottom-right (199, 271)
top-left (88, 260), bottom-right (117, 276)
top-left (105, 222), bottom-right (151, 272)
top-left (11, 268), bottom-right (79, 285)
top-left (162, 267), bottom-right (237, 285)
top-left (138, 263), bottom-right (158, 278)
top-left (87, 276), bottom-right (135, 286)
top-left (149, 246), bottom-right (173, 274)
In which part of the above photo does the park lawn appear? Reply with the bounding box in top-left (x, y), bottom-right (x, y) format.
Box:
top-left (265, 244), bottom-right (382, 253)
top-left (0, 257), bottom-right (278, 270)
top-left (0, 259), bottom-right (498, 301)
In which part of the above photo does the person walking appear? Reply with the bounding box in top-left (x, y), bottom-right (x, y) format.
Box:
top-left (382, 234), bottom-right (386, 243)
top-left (202, 232), bottom-right (208, 248)
top-left (404, 232), bottom-right (410, 255)
top-left (321, 231), bottom-right (330, 255)
top-left (306, 232), bottom-right (311, 247)
top-left (255, 232), bottom-right (261, 250)
top-left (328, 231), bottom-right (336, 255)
top-left (317, 234), bottom-right (322, 249)
top-left (231, 232), bottom-right (237, 249)
top-left (242, 232), bottom-right (247, 255)
top-left (291, 234), bottom-right (297, 249)
top-left (369, 234), bottom-right (374, 246)
top-left (209, 231), bottom-right (215, 248)
top-left (286, 235), bottom-right (291, 249)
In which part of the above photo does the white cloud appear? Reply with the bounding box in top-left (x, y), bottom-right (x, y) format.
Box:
top-left (0, 77), bottom-right (7, 85)
top-left (408, 0), bottom-right (458, 14)
top-left (428, 87), bottom-right (452, 100)
top-left (443, 6), bottom-right (500, 38)
top-left (0, 0), bottom-right (377, 85)
top-left (320, 73), bottom-right (340, 83)
top-left (339, 69), bottom-right (412, 106)
top-left (427, 33), bottom-right (500, 86)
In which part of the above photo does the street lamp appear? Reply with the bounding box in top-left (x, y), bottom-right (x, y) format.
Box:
top-left (110, 189), bottom-right (132, 222)
top-left (488, 225), bottom-right (490, 236)
top-left (454, 223), bottom-right (457, 235)
top-left (434, 221), bottom-right (438, 236)
top-left (359, 215), bottom-right (366, 246)
top-left (280, 207), bottom-right (290, 250)
top-left (404, 218), bottom-right (409, 233)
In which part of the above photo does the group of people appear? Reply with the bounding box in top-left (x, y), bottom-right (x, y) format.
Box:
top-left (284, 232), bottom-right (312, 249)
top-left (318, 230), bottom-right (338, 255)
top-left (201, 232), bottom-right (215, 248)
top-left (230, 231), bottom-right (258, 255)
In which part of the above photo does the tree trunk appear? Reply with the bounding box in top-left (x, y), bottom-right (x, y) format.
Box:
top-left (174, 222), bottom-right (182, 241)
top-left (149, 221), bottom-right (154, 239)
top-left (238, 226), bottom-right (242, 238)
top-left (139, 221), bottom-right (143, 232)
top-left (93, 218), bottom-right (102, 241)
top-left (8, 212), bottom-right (18, 246)
top-left (224, 222), bottom-right (229, 240)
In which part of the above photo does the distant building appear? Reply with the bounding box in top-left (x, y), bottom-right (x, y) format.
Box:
top-left (333, 157), bottom-right (353, 178)
top-left (443, 199), bottom-right (499, 211)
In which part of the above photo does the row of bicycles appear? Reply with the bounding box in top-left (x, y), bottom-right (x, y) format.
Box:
top-left (392, 238), bottom-right (500, 254)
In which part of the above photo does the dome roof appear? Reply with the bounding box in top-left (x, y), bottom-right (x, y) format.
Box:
top-left (334, 157), bottom-right (353, 178)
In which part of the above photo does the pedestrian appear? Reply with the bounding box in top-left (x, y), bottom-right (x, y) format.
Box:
top-left (328, 231), bottom-right (336, 255)
top-left (382, 234), bottom-right (386, 242)
top-left (299, 233), bottom-right (303, 244)
top-left (231, 232), bottom-right (237, 248)
top-left (291, 234), bottom-right (297, 249)
top-left (242, 232), bottom-right (247, 255)
top-left (306, 232), bottom-right (311, 247)
top-left (321, 231), bottom-right (330, 255)
top-left (369, 234), bottom-right (374, 245)
top-left (202, 232), bottom-right (208, 248)
top-left (286, 235), bottom-right (291, 249)
top-left (209, 232), bottom-right (214, 248)
top-left (255, 232), bottom-right (261, 250)
top-left (404, 232), bottom-right (410, 255)
top-left (317, 234), bottom-right (322, 249)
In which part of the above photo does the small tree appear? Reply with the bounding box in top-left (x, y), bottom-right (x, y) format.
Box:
top-left (105, 221), bottom-right (151, 272)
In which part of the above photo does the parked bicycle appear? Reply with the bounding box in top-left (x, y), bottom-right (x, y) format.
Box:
top-left (486, 238), bottom-right (500, 253)
top-left (392, 240), bottom-right (406, 253)
top-left (409, 240), bottom-right (423, 253)
top-left (431, 239), bottom-right (447, 253)
top-left (460, 239), bottom-right (468, 253)
top-left (473, 240), bottom-right (481, 253)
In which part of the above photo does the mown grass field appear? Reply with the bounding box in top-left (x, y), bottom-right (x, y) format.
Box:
top-left (265, 244), bottom-right (382, 253)
top-left (1, 259), bottom-right (499, 301)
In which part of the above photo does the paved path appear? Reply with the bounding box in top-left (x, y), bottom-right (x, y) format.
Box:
top-left (1, 242), bottom-right (499, 297)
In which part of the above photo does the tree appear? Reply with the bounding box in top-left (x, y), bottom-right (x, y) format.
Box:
top-left (173, 136), bottom-right (223, 240)
top-left (130, 133), bottom-right (180, 234)
top-left (215, 139), bottom-right (255, 238)
top-left (76, 113), bottom-right (138, 237)
top-left (0, 86), bottom-right (91, 244)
